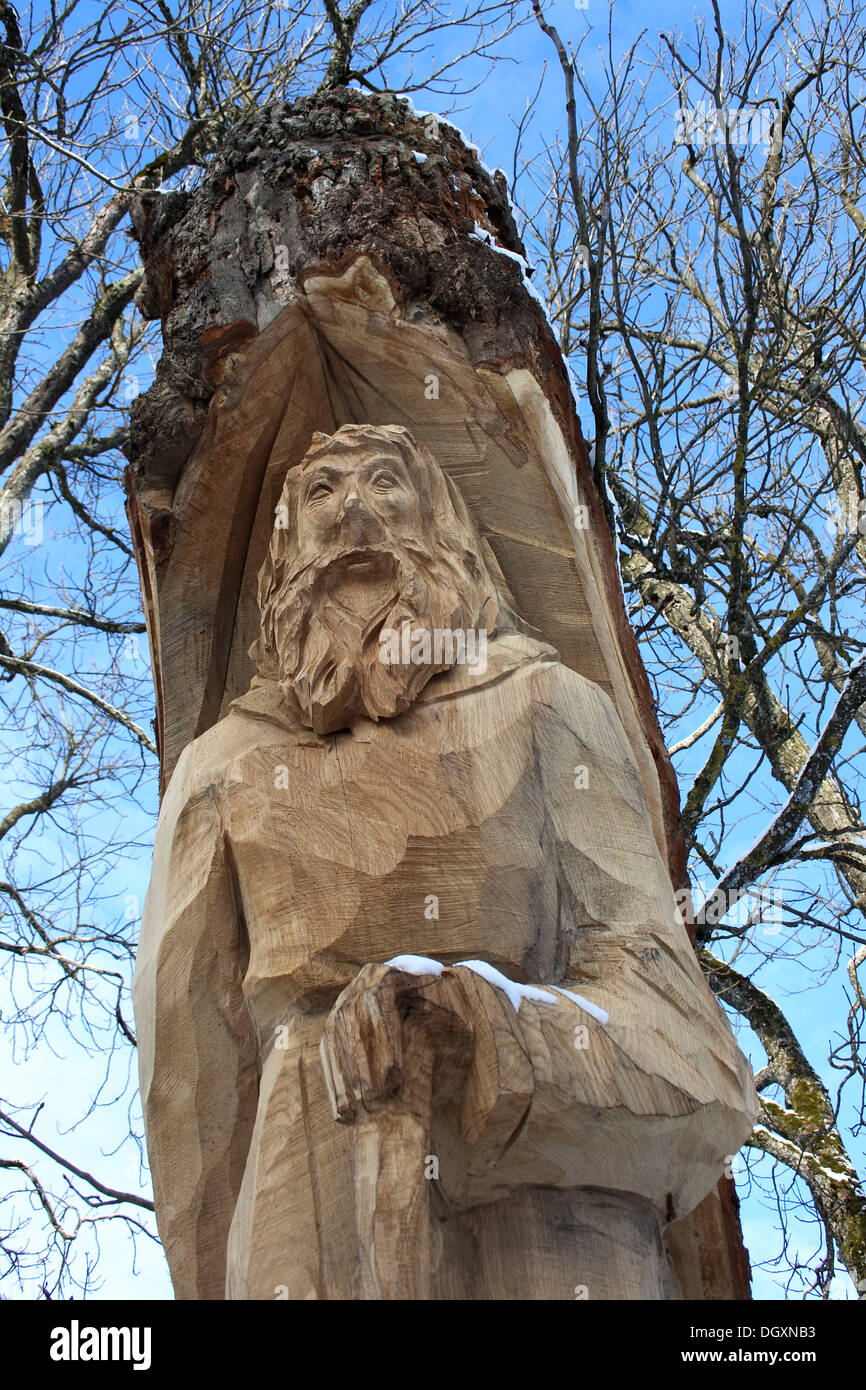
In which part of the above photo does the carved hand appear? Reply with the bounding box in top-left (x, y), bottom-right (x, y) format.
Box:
top-left (319, 958), bottom-right (598, 1168)
top-left (320, 958), bottom-right (616, 1298)
top-left (319, 961), bottom-right (474, 1125)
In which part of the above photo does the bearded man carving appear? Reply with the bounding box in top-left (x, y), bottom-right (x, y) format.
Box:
top-left (134, 424), bottom-right (756, 1301)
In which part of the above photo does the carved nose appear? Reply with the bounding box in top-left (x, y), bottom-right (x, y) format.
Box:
top-left (340, 494), bottom-right (382, 543)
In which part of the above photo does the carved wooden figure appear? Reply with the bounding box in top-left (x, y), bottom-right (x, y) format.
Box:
top-left (133, 423), bottom-right (757, 1300)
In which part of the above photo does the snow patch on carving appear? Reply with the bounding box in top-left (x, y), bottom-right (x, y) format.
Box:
top-left (454, 958), bottom-right (557, 1012)
top-left (385, 954), bottom-right (609, 1022)
top-left (385, 954), bottom-right (445, 976)
top-left (549, 985), bottom-right (610, 1025)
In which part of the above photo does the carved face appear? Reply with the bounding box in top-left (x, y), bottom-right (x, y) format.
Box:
top-left (295, 445), bottom-right (424, 559)
top-left (255, 424), bottom-right (500, 734)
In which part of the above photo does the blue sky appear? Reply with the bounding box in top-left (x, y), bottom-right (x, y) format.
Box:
top-left (1, 0), bottom-right (862, 1301)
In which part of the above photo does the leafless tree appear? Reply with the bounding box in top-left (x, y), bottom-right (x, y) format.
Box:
top-left (521, 0), bottom-right (866, 1297)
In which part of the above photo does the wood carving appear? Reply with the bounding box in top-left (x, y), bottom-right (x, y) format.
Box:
top-left (126, 89), bottom-right (757, 1297)
top-left (133, 423), bottom-right (757, 1300)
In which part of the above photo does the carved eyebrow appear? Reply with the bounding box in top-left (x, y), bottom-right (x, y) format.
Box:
top-left (361, 459), bottom-right (403, 477)
top-left (304, 465), bottom-right (343, 484)
top-left (302, 468), bottom-right (341, 497)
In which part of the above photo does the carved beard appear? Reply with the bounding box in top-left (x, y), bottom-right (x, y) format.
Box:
top-left (269, 541), bottom-right (490, 735)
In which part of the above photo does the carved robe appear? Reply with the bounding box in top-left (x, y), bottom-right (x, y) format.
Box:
top-left (134, 630), bottom-right (756, 1299)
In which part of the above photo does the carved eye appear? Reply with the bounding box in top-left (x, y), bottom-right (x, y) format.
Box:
top-left (371, 472), bottom-right (397, 491)
top-left (306, 481), bottom-right (332, 504)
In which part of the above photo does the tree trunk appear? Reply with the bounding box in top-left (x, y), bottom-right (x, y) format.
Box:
top-left (125, 85), bottom-right (752, 1300)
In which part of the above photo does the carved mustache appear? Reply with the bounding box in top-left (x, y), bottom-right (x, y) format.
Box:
top-left (286, 540), bottom-right (436, 594)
